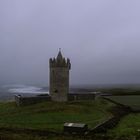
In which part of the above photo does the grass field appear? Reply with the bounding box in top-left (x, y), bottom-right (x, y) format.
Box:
top-left (105, 95), bottom-right (140, 139)
top-left (108, 113), bottom-right (140, 137)
top-left (0, 99), bottom-right (113, 131)
top-left (0, 98), bottom-right (139, 140)
top-left (106, 95), bottom-right (140, 110)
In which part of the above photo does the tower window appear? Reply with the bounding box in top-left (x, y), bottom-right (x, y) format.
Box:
top-left (54, 89), bottom-right (58, 93)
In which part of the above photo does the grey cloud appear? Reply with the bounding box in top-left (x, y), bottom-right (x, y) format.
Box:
top-left (0, 0), bottom-right (140, 85)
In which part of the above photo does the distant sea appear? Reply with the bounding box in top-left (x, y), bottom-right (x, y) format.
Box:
top-left (0, 84), bottom-right (140, 102)
top-left (0, 85), bottom-right (49, 102)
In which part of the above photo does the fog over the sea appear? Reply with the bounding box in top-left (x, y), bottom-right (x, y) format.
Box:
top-left (0, 0), bottom-right (140, 86)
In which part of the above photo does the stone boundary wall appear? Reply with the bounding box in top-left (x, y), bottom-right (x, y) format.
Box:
top-left (88, 116), bottom-right (120, 133)
top-left (86, 97), bottom-right (132, 135)
top-left (68, 93), bottom-right (95, 101)
top-left (15, 93), bottom-right (95, 106)
top-left (87, 105), bottom-right (131, 134)
top-left (15, 95), bottom-right (51, 106)
top-left (102, 97), bottom-right (125, 106)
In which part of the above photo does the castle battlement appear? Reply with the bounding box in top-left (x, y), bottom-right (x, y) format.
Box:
top-left (49, 51), bottom-right (71, 69)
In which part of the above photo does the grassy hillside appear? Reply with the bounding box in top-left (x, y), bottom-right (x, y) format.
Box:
top-left (109, 113), bottom-right (140, 137)
top-left (0, 99), bottom-right (113, 132)
top-left (0, 99), bottom-right (139, 140)
top-left (106, 95), bottom-right (140, 110)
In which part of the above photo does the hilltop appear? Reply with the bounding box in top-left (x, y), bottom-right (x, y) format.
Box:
top-left (0, 98), bottom-right (139, 140)
top-left (0, 98), bottom-right (114, 139)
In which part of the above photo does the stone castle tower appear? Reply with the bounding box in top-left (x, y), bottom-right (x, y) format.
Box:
top-left (49, 50), bottom-right (71, 102)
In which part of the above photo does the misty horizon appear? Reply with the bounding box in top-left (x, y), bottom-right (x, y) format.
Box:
top-left (1, 0), bottom-right (140, 86)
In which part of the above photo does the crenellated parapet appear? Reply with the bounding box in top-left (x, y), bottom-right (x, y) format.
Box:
top-left (49, 51), bottom-right (71, 69)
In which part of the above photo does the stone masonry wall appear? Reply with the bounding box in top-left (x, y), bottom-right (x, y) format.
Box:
top-left (15, 95), bottom-right (51, 106)
top-left (50, 67), bottom-right (69, 102)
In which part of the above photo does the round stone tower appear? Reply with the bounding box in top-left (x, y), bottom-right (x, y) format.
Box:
top-left (49, 50), bottom-right (71, 102)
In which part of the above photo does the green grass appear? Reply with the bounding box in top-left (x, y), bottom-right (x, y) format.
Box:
top-left (0, 132), bottom-right (86, 140)
top-left (107, 95), bottom-right (140, 110)
top-left (108, 113), bottom-right (140, 138)
top-left (0, 99), bottom-right (140, 140)
top-left (0, 99), bottom-right (113, 131)
top-left (103, 95), bottom-right (140, 139)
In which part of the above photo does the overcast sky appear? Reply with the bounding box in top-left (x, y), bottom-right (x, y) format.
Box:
top-left (0, 0), bottom-right (140, 86)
